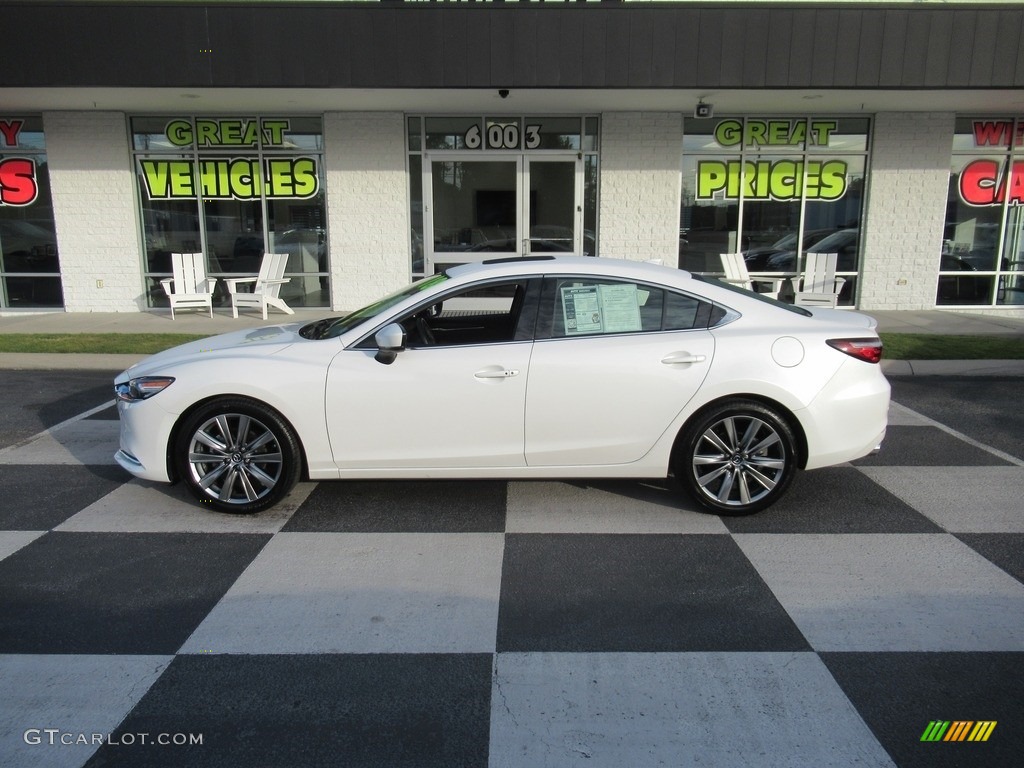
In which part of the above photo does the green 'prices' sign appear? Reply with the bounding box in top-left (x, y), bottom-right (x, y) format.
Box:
top-left (697, 159), bottom-right (848, 202)
top-left (695, 118), bottom-right (850, 202)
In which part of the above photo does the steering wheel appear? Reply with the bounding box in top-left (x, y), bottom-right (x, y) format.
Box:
top-left (414, 314), bottom-right (436, 346)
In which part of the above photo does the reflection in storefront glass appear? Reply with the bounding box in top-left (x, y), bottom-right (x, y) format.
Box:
top-left (999, 206), bottom-right (1024, 306)
top-left (941, 117), bottom-right (1024, 306)
top-left (679, 154), bottom-right (736, 274)
top-left (0, 118), bottom-right (63, 307)
top-left (680, 116), bottom-right (868, 306)
top-left (409, 154), bottom-right (424, 276)
top-left (425, 117), bottom-right (481, 151)
top-left (431, 160), bottom-right (517, 256)
top-left (131, 116), bottom-right (328, 308)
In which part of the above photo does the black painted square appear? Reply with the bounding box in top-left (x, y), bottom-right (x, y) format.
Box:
top-left (0, 464), bottom-right (128, 530)
top-left (0, 532), bottom-right (269, 654)
top-left (497, 533), bottom-right (809, 652)
top-left (853, 425), bottom-right (1010, 467)
top-left (723, 467), bottom-right (942, 534)
top-left (822, 652), bottom-right (1024, 768)
top-left (956, 533), bottom-right (1024, 586)
top-left (84, 654), bottom-right (492, 768)
top-left (284, 480), bottom-right (506, 533)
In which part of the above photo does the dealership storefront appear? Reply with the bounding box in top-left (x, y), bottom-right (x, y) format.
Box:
top-left (1, 2), bottom-right (1022, 316)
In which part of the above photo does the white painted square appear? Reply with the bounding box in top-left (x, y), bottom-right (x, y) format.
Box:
top-left (56, 480), bottom-right (313, 534)
top-left (489, 652), bottom-right (894, 768)
top-left (857, 466), bottom-right (1024, 532)
top-left (506, 481), bottom-right (728, 534)
top-left (734, 533), bottom-right (1024, 651)
top-left (0, 654), bottom-right (171, 768)
top-left (0, 531), bottom-right (46, 562)
top-left (180, 531), bottom-right (504, 654)
top-left (0, 420), bottom-right (119, 466)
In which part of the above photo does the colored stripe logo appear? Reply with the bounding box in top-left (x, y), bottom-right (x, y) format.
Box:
top-left (921, 721), bottom-right (997, 742)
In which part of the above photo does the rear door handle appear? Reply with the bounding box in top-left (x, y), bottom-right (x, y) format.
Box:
top-left (474, 368), bottom-right (520, 379)
top-left (661, 352), bottom-right (707, 365)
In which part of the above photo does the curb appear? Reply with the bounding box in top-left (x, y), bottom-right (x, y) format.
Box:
top-left (0, 353), bottom-right (146, 371)
top-left (881, 359), bottom-right (1024, 377)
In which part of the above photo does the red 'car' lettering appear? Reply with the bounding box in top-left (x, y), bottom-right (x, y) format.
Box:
top-left (959, 159), bottom-right (1024, 207)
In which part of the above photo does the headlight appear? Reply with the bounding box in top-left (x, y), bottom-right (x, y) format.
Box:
top-left (114, 376), bottom-right (175, 402)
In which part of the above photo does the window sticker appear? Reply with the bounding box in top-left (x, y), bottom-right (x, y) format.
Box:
top-left (561, 283), bottom-right (642, 336)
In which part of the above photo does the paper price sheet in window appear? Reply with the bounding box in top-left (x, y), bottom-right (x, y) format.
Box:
top-left (560, 283), bottom-right (646, 336)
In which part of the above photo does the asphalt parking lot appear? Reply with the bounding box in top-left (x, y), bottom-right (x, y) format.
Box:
top-left (0, 369), bottom-right (1021, 768)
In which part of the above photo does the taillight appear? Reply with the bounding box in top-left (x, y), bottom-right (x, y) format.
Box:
top-left (826, 338), bottom-right (883, 364)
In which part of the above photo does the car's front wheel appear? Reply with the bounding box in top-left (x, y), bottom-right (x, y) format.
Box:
top-left (675, 399), bottom-right (798, 516)
top-left (174, 398), bottom-right (301, 514)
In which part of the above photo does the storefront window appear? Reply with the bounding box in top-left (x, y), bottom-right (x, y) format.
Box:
top-left (0, 117), bottom-right (62, 308)
top-left (131, 116), bottom-right (328, 309)
top-left (680, 117), bottom-right (869, 306)
top-left (940, 117), bottom-right (1024, 306)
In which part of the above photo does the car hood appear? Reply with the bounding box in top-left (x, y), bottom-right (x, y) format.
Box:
top-left (117, 322), bottom-right (307, 380)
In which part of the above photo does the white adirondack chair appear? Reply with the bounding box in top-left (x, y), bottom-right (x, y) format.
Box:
top-left (719, 253), bottom-right (784, 300)
top-left (794, 252), bottom-right (846, 308)
top-left (160, 252), bottom-right (216, 319)
top-left (224, 252), bottom-right (294, 319)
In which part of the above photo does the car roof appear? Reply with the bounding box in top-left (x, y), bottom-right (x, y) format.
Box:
top-left (445, 255), bottom-right (694, 283)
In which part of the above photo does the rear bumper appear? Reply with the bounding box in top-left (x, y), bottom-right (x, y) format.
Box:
top-left (799, 361), bottom-right (891, 470)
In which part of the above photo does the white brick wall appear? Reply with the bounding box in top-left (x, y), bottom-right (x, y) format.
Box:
top-left (324, 112), bottom-right (410, 311)
top-left (43, 111), bottom-right (142, 312)
top-left (858, 112), bottom-right (954, 311)
top-left (599, 113), bottom-right (683, 265)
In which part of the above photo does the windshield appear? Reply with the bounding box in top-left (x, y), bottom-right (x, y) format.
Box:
top-left (301, 273), bottom-right (449, 340)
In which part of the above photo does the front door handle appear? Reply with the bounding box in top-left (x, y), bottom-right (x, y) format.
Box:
top-left (474, 368), bottom-right (520, 379)
top-left (661, 352), bottom-right (707, 365)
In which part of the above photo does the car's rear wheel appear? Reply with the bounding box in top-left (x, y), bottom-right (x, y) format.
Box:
top-left (674, 399), bottom-right (798, 516)
top-left (174, 398), bottom-right (301, 514)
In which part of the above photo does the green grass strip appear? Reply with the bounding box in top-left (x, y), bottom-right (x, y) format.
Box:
top-left (879, 333), bottom-right (1024, 361)
top-left (0, 333), bottom-right (207, 355)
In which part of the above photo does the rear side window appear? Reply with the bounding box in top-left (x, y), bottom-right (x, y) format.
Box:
top-left (538, 277), bottom-right (713, 339)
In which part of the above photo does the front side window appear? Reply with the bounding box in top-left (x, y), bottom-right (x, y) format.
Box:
top-left (940, 117), bottom-right (1024, 306)
top-left (680, 117), bottom-right (868, 306)
top-left (393, 279), bottom-right (537, 348)
top-left (0, 116), bottom-right (62, 308)
top-left (131, 116), bottom-right (328, 309)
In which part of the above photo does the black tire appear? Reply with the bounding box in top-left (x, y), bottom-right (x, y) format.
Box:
top-left (174, 398), bottom-right (302, 514)
top-left (674, 399), bottom-right (798, 516)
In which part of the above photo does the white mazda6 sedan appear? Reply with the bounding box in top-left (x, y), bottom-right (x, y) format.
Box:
top-left (115, 256), bottom-right (889, 517)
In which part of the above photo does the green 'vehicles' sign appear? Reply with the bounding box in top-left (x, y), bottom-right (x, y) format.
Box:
top-left (139, 118), bottom-right (320, 201)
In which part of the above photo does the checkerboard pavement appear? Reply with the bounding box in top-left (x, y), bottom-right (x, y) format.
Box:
top-left (1, 396), bottom-right (1022, 768)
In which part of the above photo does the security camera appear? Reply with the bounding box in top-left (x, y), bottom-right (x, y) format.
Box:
top-left (694, 101), bottom-right (714, 119)
top-left (498, 89), bottom-right (510, 99)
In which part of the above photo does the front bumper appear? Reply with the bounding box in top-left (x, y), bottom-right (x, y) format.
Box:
top-left (114, 399), bottom-right (176, 483)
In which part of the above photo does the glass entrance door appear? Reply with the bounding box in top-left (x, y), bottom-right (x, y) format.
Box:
top-left (525, 157), bottom-right (583, 257)
top-left (425, 154), bottom-right (584, 273)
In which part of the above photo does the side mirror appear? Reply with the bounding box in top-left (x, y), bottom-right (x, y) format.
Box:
top-left (374, 322), bottom-right (406, 365)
